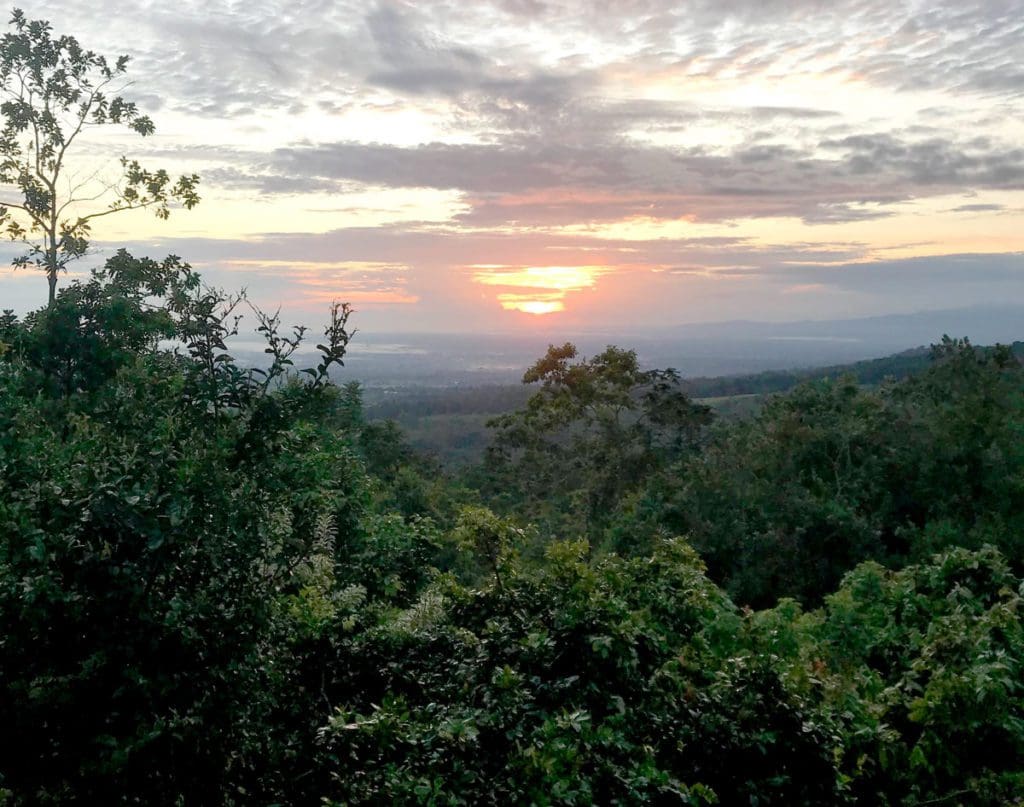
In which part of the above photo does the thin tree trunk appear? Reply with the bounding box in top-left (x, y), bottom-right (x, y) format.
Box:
top-left (46, 234), bottom-right (58, 305)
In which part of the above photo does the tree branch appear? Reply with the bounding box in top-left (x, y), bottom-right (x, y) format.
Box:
top-left (75, 200), bottom-right (151, 225)
top-left (0, 198), bottom-right (49, 230)
top-left (53, 81), bottom-right (105, 184)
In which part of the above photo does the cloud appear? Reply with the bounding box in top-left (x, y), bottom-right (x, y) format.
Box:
top-left (799, 204), bottom-right (896, 225)
top-left (949, 203), bottom-right (1006, 213)
top-left (13, 0), bottom-right (1023, 127)
top-left (6, 0), bottom-right (1024, 330)
top-left (363, 3), bottom-right (489, 96)
top-left (821, 134), bottom-right (1024, 188)
top-left (261, 130), bottom-right (1024, 226)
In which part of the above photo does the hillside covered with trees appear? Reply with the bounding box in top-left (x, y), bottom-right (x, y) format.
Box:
top-left (363, 342), bottom-right (1024, 467)
top-left (2, 10), bottom-right (1024, 807)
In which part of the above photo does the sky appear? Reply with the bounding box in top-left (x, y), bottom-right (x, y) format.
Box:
top-left (2, 0), bottom-right (1023, 333)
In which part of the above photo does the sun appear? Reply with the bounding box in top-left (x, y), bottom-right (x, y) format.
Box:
top-left (471, 265), bottom-right (610, 315)
top-left (504, 300), bottom-right (565, 315)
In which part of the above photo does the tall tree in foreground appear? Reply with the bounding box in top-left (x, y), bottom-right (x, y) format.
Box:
top-left (0, 9), bottom-right (200, 304)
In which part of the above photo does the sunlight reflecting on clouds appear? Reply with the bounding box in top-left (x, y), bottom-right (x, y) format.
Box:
top-left (472, 265), bottom-right (610, 315)
top-left (219, 260), bottom-right (419, 307)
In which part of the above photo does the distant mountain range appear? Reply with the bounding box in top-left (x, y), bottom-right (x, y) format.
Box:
top-left (682, 340), bottom-right (1024, 399)
top-left (658, 304), bottom-right (1024, 348)
top-left (340, 304), bottom-right (1024, 386)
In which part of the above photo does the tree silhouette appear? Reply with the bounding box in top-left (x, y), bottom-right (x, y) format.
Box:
top-left (0, 8), bottom-right (199, 304)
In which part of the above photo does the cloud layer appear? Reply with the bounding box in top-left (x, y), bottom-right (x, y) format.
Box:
top-left (4, 0), bottom-right (1023, 328)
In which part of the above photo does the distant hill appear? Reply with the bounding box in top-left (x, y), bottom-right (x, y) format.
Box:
top-left (366, 340), bottom-right (1024, 421)
top-left (365, 340), bottom-right (1024, 466)
top-left (684, 340), bottom-right (1024, 398)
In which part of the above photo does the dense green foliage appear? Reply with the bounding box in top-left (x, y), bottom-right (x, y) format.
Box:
top-left (466, 337), bottom-right (1024, 610)
top-left (620, 339), bottom-right (1024, 606)
top-left (0, 254), bottom-right (364, 800)
top-left (2, 250), bottom-right (1023, 804)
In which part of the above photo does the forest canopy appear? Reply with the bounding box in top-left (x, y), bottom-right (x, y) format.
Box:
top-left (2, 249), bottom-right (1023, 805)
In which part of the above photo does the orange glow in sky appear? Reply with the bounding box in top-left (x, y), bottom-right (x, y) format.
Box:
top-left (473, 265), bottom-right (610, 315)
top-left (2, 3), bottom-right (1022, 330)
